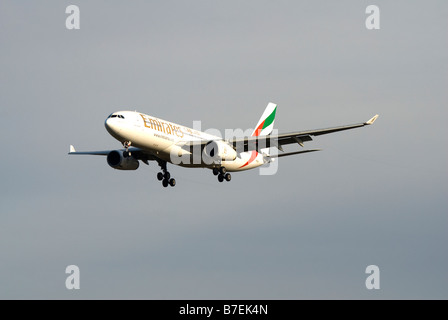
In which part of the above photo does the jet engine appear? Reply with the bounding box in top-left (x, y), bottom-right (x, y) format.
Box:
top-left (107, 150), bottom-right (139, 170)
top-left (203, 140), bottom-right (237, 163)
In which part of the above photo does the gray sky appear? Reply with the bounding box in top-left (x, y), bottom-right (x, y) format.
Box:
top-left (0, 0), bottom-right (447, 299)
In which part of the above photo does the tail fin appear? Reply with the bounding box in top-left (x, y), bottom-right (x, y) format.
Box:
top-left (251, 102), bottom-right (277, 137)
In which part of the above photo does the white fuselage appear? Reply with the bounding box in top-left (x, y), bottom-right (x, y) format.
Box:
top-left (104, 111), bottom-right (265, 172)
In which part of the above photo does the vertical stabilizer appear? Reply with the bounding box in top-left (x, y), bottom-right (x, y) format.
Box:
top-left (251, 102), bottom-right (277, 137)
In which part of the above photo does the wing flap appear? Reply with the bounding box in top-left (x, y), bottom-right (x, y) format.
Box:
top-left (270, 149), bottom-right (321, 158)
top-left (230, 134), bottom-right (312, 152)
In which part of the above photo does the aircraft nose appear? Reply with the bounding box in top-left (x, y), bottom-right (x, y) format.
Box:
top-left (105, 117), bottom-right (118, 134)
top-left (105, 117), bottom-right (111, 130)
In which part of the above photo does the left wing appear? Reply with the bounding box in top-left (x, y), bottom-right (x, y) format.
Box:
top-left (68, 145), bottom-right (111, 155)
top-left (229, 114), bottom-right (379, 153)
top-left (68, 145), bottom-right (157, 163)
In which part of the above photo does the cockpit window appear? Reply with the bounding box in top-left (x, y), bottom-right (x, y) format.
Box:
top-left (108, 114), bottom-right (125, 119)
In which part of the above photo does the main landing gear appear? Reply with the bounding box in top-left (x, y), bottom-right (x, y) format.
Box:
top-left (213, 167), bottom-right (231, 183)
top-left (157, 160), bottom-right (176, 187)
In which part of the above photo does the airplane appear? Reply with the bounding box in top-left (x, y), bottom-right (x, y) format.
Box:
top-left (69, 102), bottom-right (378, 187)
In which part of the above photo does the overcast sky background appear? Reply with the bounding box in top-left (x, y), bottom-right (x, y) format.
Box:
top-left (1, 1), bottom-right (447, 299)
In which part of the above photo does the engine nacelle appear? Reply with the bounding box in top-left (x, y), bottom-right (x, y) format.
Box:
top-left (203, 140), bottom-right (237, 162)
top-left (107, 150), bottom-right (140, 170)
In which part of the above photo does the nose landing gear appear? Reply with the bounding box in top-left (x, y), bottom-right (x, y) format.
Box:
top-left (123, 141), bottom-right (132, 157)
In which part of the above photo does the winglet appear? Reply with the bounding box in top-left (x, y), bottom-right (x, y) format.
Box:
top-left (69, 145), bottom-right (76, 153)
top-left (365, 114), bottom-right (379, 125)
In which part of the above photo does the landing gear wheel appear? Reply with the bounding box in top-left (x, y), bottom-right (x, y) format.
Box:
top-left (220, 167), bottom-right (227, 175)
top-left (213, 168), bottom-right (219, 176)
top-left (157, 160), bottom-right (176, 188)
top-left (157, 160), bottom-right (175, 188)
top-left (225, 173), bottom-right (231, 182)
top-left (218, 174), bottom-right (224, 182)
top-left (123, 141), bottom-right (132, 157)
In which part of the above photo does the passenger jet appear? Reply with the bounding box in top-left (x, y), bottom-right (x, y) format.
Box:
top-left (69, 103), bottom-right (378, 187)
